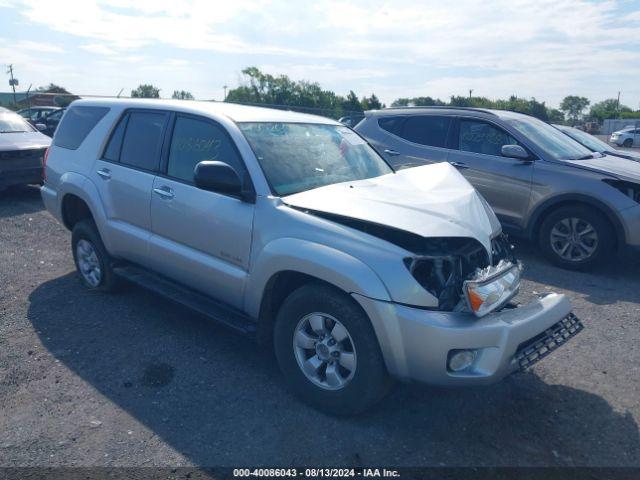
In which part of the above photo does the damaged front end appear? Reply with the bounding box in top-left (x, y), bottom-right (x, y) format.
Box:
top-left (403, 234), bottom-right (518, 313)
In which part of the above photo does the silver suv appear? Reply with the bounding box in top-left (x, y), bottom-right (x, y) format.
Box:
top-left (356, 107), bottom-right (640, 269)
top-left (42, 99), bottom-right (581, 414)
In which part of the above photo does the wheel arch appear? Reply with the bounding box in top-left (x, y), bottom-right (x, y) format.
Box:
top-left (526, 194), bottom-right (625, 249)
top-left (246, 238), bottom-right (391, 344)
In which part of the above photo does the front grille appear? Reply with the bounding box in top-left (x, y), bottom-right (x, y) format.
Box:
top-left (514, 313), bottom-right (583, 370)
top-left (0, 148), bottom-right (46, 161)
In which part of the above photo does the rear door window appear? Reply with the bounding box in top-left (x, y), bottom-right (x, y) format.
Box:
top-left (458, 119), bottom-right (519, 156)
top-left (54, 106), bottom-right (109, 150)
top-left (102, 114), bottom-right (128, 162)
top-left (166, 115), bottom-right (244, 183)
top-left (399, 115), bottom-right (451, 147)
top-left (119, 111), bottom-right (167, 171)
top-left (378, 116), bottom-right (405, 136)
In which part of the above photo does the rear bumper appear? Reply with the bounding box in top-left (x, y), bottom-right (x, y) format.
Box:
top-left (353, 292), bottom-right (579, 385)
top-left (40, 183), bottom-right (63, 224)
top-left (0, 166), bottom-right (41, 189)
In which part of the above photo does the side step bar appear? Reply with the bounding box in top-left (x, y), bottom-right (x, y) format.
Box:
top-left (113, 265), bottom-right (256, 336)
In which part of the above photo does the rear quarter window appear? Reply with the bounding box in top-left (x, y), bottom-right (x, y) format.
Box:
top-left (54, 106), bottom-right (109, 150)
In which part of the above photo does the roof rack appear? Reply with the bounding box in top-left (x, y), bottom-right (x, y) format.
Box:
top-left (371, 105), bottom-right (498, 116)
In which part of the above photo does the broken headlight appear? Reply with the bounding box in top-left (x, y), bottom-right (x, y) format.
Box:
top-left (404, 235), bottom-right (516, 312)
top-left (463, 260), bottom-right (522, 317)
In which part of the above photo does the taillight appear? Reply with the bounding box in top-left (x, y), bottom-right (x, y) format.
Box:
top-left (42, 147), bottom-right (50, 181)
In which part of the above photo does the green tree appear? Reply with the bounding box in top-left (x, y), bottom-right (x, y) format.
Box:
top-left (35, 83), bottom-right (77, 107)
top-left (341, 91), bottom-right (362, 114)
top-left (172, 90), bottom-right (194, 100)
top-left (589, 98), bottom-right (631, 122)
top-left (361, 93), bottom-right (382, 110)
top-left (391, 96), bottom-right (445, 107)
top-left (547, 108), bottom-right (565, 123)
top-left (131, 84), bottom-right (160, 98)
top-left (559, 95), bottom-right (590, 123)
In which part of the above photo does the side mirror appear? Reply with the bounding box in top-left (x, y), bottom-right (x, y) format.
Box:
top-left (35, 123), bottom-right (47, 132)
top-left (194, 160), bottom-right (243, 196)
top-left (501, 144), bottom-right (530, 160)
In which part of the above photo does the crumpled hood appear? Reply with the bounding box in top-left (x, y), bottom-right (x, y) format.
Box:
top-left (283, 162), bottom-right (501, 252)
top-left (0, 131), bottom-right (51, 151)
top-left (566, 154), bottom-right (640, 182)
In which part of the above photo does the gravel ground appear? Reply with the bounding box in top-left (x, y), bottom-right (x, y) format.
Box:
top-left (0, 185), bottom-right (639, 468)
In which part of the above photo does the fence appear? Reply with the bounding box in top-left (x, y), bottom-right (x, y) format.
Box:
top-left (602, 119), bottom-right (640, 135)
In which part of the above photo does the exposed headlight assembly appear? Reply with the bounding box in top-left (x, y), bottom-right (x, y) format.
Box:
top-left (603, 179), bottom-right (640, 203)
top-left (463, 260), bottom-right (522, 317)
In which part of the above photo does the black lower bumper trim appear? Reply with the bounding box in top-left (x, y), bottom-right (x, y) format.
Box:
top-left (514, 312), bottom-right (583, 370)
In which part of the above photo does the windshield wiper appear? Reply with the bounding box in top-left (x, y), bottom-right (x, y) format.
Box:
top-left (0, 130), bottom-right (28, 133)
top-left (576, 154), bottom-right (595, 160)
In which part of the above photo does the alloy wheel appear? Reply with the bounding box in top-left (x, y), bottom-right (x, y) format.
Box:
top-left (76, 239), bottom-right (102, 287)
top-left (549, 217), bottom-right (599, 262)
top-left (293, 312), bottom-right (357, 391)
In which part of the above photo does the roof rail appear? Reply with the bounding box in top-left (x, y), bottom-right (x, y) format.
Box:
top-left (372, 105), bottom-right (498, 116)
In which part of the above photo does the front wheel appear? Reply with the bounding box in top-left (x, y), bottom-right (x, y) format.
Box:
top-left (538, 205), bottom-right (613, 270)
top-left (274, 283), bottom-right (392, 415)
top-left (623, 138), bottom-right (633, 148)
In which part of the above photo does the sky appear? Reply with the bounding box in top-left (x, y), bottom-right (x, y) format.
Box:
top-left (1, 0), bottom-right (640, 109)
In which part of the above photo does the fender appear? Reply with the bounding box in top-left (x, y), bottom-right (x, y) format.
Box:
top-left (244, 237), bottom-right (391, 319)
top-left (525, 193), bottom-right (627, 247)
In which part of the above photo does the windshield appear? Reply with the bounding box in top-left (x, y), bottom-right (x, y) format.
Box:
top-left (0, 112), bottom-right (35, 133)
top-left (239, 122), bottom-right (393, 196)
top-left (558, 126), bottom-right (611, 153)
top-left (505, 116), bottom-right (594, 160)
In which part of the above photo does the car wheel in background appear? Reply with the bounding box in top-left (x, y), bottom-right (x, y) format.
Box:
top-left (71, 219), bottom-right (120, 292)
top-left (538, 205), bottom-right (613, 270)
top-left (623, 138), bottom-right (633, 148)
top-left (274, 283), bottom-right (392, 415)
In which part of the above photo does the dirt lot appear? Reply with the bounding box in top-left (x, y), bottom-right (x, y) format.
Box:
top-left (0, 185), bottom-right (639, 467)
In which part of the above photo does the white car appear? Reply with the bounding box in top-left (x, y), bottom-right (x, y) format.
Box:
top-left (610, 127), bottom-right (639, 148)
top-left (41, 98), bottom-right (581, 414)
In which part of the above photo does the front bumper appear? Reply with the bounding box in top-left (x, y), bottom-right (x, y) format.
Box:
top-left (353, 292), bottom-right (581, 385)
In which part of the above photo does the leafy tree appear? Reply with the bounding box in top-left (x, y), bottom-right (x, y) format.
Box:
top-left (131, 84), bottom-right (160, 98)
top-left (589, 98), bottom-right (631, 122)
top-left (391, 96), bottom-right (445, 107)
top-left (35, 83), bottom-right (77, 107)
top-left (172, 90), bottom-right (194, 100)
top-left (341, 91), bottom-right (362, 114)
top-left (620, 110), bottom-right (640, 119)
top-left (361, 94), bottom-right (382, 110)
top-left (547, 108), bottom-right (565, 123)
top-left (559, 96), bottom-right (590, 123)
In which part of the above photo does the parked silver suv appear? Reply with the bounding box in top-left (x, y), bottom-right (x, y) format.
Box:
top-left (356, 107), bottom-right (640, 269)
top-left (42, 99), bottom-right (581, 414)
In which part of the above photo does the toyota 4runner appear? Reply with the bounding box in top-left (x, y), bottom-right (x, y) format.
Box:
top-left (41, 99), bottom-right (582, 414)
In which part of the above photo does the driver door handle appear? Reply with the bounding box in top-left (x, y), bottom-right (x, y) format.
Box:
top-left (384, 149), bottom-right (400, 156)
top-left (153, 186), bottom-right (174, 199)
top-left (96, 168), bottom-right (111, 179)
top-left (449, 161), bottom-right (469, 169)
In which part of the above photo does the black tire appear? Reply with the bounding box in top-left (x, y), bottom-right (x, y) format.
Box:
top-left (538, 205), bottom-right (614, 270)
top-left (71, 219), bottom-right (120, 292)
top-left (274, 283), bottom-right (392, 415)
top-left (623, 139), bottom-right (633, 148)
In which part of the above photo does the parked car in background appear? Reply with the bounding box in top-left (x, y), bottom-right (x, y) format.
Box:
top-left (17, 106), bottom-right (61, 125)
top-left (37, 107), bottom-right (66, 137)
top-left (610, 127), bottom-right (639, 148)
top-left (0, 107), bottom-right (51, 191)
top-left (40, 99), bottom-right (581, 414)
top-left (356, 107), bottom-right (640, 269)
top-left (338, 113), bottom-right (365, 128)
top-left (554, 124), bottom-right (640, 162)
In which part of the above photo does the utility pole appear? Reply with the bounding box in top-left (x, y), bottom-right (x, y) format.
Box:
top-left (223, 85), bottom-right (228, 101)
top-left (6, 64), bottom-right (19, 106)
top-left (616, 91), bottom-right (621, 118)
top-left (469, 89), bottom-right (473, 99)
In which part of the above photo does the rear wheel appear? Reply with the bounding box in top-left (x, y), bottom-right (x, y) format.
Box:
top-left (71, 219), bottom-right (120, 292)
top-left (623, 138), bottom-right (633, 148)
top-left (274, 283), bottom-right (391, 415)
top-left (538, 205), bottom-right (613, 270)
